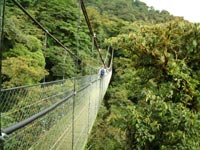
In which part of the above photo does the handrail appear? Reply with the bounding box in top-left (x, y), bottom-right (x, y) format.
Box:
top-left (2, 77), bottom-right (99, 135)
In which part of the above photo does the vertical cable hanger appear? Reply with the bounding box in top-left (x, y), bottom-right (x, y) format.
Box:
top-left (91, 34), bottom-right (94, 74)
top-left (62, 51), bottom-right (66, 80)
top-left (104, 46), bottom-right (110, 66)
top-left (88, 33), bottom-right (95, 74)
top-left (77, 0), bottom-right (82, 76)
top-left (0, 0), bottom-right (6, 148)
top-left (43, 0), bottom-right (48, 83)
top-left (43, 32), bottom-right (47, 83)
top-left (0, 0), bottom-right (5, 89)
top-left (72, 0), bottom-right (82, 149)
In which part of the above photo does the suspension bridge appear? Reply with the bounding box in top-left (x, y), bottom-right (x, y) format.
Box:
top-left (0, 0), bottom-right (113, 149)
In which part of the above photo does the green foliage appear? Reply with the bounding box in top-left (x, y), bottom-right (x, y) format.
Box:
top-left (17, 0), bottom-right (37, 7)
top-left (86, 0), bottom-right (175, 23)
top-left (45, 46), bottom-right (74, 80)
top-left (3, 0), bottom-right (98, 85)
top-left (2, 57), bottom-right (48, 87)
top-left (4, 43), bottom-right (45, 65)
top-left (86, 105), bottom-right (126, 150)
top-left (87, 4), bottom-right (200, 148)
top-left (3, 6), bottom-right (47, 87)
top-left (121, 100), bottom-right (200, 150)
top-left (98, 20), bottom-right (200, 149)
top-left (3, 0), bottom-right (176, 86)
top-left (3, 0), bottom-right (200, 149)
top-left (108, 20), bottom-right (200, 110)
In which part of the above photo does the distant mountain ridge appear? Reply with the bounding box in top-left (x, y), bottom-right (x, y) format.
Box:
top-left (85, 0), bottom-right (177, 23)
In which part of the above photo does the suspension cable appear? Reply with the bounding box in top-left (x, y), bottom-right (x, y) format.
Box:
top-left (11, 0), bottom-right (79, 60)
top-left (79, 0), bottom-right (106, 68)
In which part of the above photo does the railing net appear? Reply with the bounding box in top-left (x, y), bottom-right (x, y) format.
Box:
top-left (0, 71), bottom-right (112, 150)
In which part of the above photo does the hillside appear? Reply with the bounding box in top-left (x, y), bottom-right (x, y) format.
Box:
top-left (86, 0), bottom-right (175, 23)
top-left (2, 0), bottom-right (99, 87)
top-left (85, 0), bottom-right (200, 150)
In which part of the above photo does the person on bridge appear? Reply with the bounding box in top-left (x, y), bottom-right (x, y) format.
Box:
top-left (99, 67), bottom-right (106, 78)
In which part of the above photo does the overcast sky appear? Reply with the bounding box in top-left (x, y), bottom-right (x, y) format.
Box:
top-left (140, 0), bottom-right (200, 23)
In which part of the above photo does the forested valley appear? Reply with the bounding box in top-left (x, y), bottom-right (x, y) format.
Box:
top-left (1, 0), bottom-right (200, 149)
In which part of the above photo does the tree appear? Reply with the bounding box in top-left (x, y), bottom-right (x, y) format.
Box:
top-left (2, 56), bottom-right (48, 87)
top-left (105, 20), bottom-right (200, 149)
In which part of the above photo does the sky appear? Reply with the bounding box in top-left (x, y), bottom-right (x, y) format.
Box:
top-left (140, 0), bottom-right (200, 23)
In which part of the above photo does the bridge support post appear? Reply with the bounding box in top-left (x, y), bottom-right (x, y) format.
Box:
top-left (0, 0), bottom-right (5, 149)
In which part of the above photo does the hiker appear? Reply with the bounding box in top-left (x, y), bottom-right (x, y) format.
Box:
top-left (99, 68), bottom-right (106, 78)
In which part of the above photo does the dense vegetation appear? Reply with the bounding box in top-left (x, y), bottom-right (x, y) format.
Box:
top-left (85, 0), bottom-right (200, 150)
top-left (2, 0), bottom-right (100, 88)
top-left (1, 0), bottom-right (200, 149)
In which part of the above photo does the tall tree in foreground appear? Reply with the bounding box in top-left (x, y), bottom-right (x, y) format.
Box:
top-left (104, 19), bottom-right (200, 149)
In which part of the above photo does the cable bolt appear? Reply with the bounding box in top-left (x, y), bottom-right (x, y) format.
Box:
top-left (45, 29), bottom-right (49, 33)
top-left (0, 132), bottom-right (9, 141)
top-left (74, 91), bottom-right (77, 95)
top-left (93, 33), bottom-right (96, 38)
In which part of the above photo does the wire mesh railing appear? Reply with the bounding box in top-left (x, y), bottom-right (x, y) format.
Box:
top-left (0, 71), bottom-right (112, 150)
